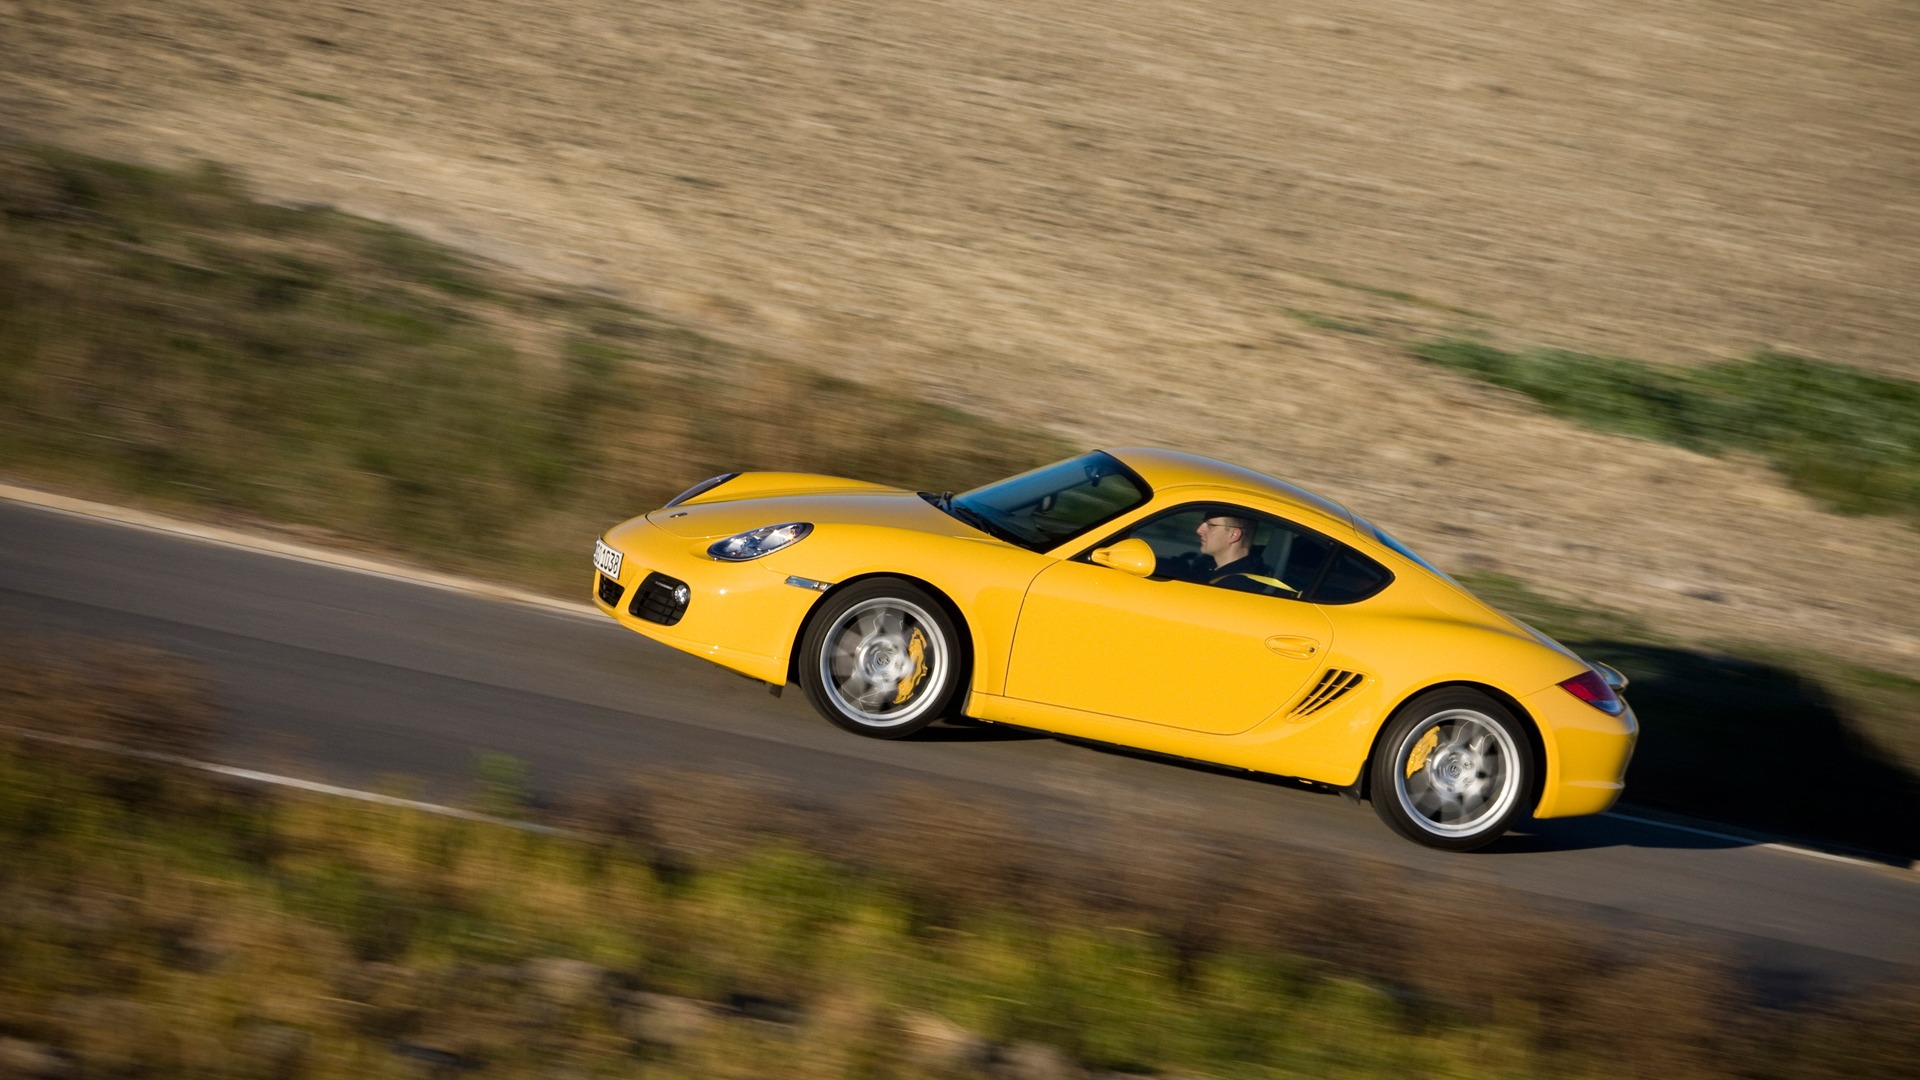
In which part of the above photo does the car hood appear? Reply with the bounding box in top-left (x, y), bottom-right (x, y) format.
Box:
top-left (643, 489), bottom-right (981, 541)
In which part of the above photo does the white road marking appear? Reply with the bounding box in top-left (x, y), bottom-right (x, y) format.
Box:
top-left (0, 722), bottom-right (570, 836)
top-left (1602, 811), bottom-right (1908, 874)
top-left (0, 482), bottom-right (602, 622)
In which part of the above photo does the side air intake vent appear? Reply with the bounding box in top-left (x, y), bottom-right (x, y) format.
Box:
top-left (1291, 669), bottom-right (1364, 717)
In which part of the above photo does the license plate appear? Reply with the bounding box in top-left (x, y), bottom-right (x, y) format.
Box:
top-left (593, 538), bottom-right (624, 580)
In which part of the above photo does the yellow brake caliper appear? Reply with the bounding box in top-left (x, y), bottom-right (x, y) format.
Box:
top-left (1406, 728), bottom-right (1439, 779)
top-left (893, 627), bottom-right (931, 705)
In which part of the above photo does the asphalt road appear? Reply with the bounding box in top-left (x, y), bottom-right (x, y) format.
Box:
top-left (3, 496), bottom-right (1917, 988)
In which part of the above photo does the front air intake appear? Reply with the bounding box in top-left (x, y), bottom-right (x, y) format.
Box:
top-left (597, 573), bottom-right (625, 608)
top-left (1291, 669), bottom-right (1364, 717)
top-left (630, 572), bottom-right (690, 626)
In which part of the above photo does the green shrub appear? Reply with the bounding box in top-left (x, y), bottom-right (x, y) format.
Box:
top-left (1415, 340), bottom-right (1920, 519)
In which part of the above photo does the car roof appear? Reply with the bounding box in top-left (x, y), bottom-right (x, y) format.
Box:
top-left (1104, 447), bottom-right (1358, 529)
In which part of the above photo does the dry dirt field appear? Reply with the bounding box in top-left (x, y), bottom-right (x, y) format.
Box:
top-left (4, 0), bottom-right (1917, 672)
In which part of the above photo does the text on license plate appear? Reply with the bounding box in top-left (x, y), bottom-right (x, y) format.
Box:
top-left (593, 539), bottom-right (623, 580)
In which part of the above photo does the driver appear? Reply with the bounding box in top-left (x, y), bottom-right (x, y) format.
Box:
top-left (1166, 512), bottom-right (1296, 595)
top-left (1196, 513), bottom-right (1264, 582)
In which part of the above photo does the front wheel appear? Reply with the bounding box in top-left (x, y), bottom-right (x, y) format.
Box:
top-left (1370, 688), bottom-right (1533, 851)
top-left (798, 579), bottom-right (965, 739)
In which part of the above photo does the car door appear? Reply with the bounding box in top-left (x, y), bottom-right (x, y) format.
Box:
top-left (1003, 506), bottom-right (1335, 736)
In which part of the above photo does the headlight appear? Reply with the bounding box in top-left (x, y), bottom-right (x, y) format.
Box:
top-left (707, 522), bottom-right (813, 561)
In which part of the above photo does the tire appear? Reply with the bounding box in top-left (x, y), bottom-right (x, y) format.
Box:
top-left (798, 579), bottom-right (966, 739)
top-left (1369, 688), bottom-right (1533, 851)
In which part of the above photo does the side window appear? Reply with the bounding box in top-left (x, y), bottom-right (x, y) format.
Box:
top-left (1097, 505), bottom-right (1335, 600)
top-left (1121, 508), bottom-right (1210, 566)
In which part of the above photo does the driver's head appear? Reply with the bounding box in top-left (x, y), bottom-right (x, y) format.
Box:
top-left (1197, 513), bottom-right (1253, 563)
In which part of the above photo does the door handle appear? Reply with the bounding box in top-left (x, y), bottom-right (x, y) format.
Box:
top-left (1266, 635), bottom-right (1320, 659)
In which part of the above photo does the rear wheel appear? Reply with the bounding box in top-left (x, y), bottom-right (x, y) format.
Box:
top-left (799, 579), bottom-right (964, 739)
top-left (1370, 688), bottom-right (1533, 851)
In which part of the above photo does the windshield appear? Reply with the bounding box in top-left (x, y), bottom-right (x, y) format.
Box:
top-left (944, 451), bottom-right (1150, 552)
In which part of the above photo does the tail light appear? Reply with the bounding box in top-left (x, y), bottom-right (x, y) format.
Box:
top-left (1559, 669), bottom-right (1625, 715)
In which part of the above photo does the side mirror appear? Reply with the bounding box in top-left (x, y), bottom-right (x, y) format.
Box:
top-left (1089, 538), bottom-right (1157, 577)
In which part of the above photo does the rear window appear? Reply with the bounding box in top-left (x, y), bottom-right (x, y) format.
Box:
top-left (1308, 548), bottom-right (1393, 604)
top-left (1356, 515), bottom-right (1457, 587)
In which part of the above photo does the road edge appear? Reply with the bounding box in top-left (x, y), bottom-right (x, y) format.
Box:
top-left (0, 482), bottom-right (599, 622)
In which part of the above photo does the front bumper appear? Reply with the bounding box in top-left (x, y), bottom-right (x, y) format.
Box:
top-left (591, 518), bottom-right (824, 684)
top-left (1525, 684), bottom-right (1639, 819)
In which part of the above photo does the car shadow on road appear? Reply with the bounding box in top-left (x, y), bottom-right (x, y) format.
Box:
top-left (1490, 810), bottom-right (1916, 870)
top-left (944, 647), bottom-right (1920, 865)
top-left (1566, 639), bottom-right (1920, 864)
top-left (914, 719), bottom-right (1051, 743)
top-left (1493, 814), bottom-right (1748, 854)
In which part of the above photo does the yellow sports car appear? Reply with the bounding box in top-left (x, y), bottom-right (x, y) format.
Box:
top-left (593, 449), bottom-right (1635, 851)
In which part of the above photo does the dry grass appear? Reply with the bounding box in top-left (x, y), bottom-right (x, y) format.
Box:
top-left (0, 636), bottom-right (220, 801)
top-left (0, 145), bottom-right (1067, 595)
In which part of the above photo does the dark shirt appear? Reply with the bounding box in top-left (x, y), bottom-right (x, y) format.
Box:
top-left (1207, 553), bottom-right (1264, 580)
top-left (1160, 550), bottom-right (1269, 588)
top-left (1208, 552), bottom-right (1293, 594)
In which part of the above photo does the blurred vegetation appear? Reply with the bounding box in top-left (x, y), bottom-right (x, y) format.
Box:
top-left (0, 145), bottom-right (1069, 594)
top-left (3, 642), bottom-right (1918, 1079)
top-left (1460, 572), bottom-right (1920, 858)
top-left (1414, 339), bottom-right (1920, 521)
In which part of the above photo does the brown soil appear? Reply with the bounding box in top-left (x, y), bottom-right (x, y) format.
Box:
top-left (3, 0), bottom-right (1917, 672)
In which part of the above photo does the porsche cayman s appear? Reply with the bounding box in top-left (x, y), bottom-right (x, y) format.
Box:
top-left (593, 449), bottom-right (1635, 850)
